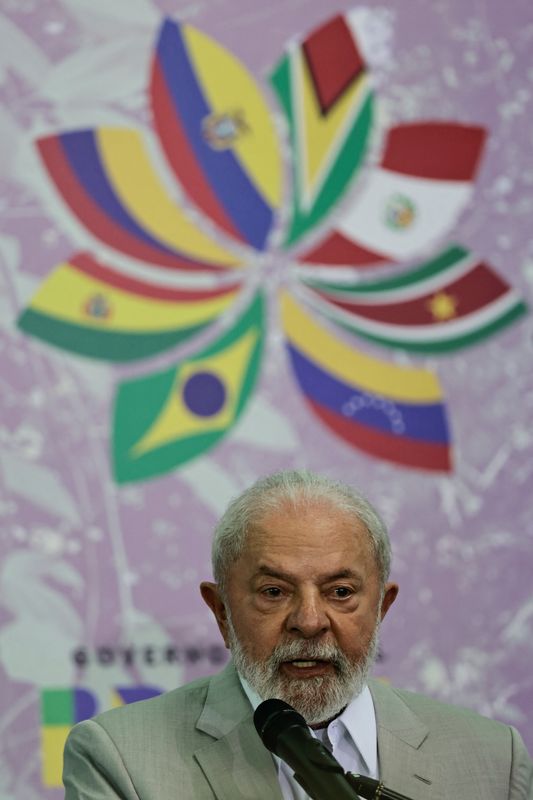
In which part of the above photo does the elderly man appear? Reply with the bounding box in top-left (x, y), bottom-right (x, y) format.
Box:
top-left (64, 470), bottom-right (533, 799)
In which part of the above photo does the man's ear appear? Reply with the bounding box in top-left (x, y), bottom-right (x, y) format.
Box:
top-left (380, 582), bottom-right (399, 621)
top-left (200, 581), bottom-right (230, 649)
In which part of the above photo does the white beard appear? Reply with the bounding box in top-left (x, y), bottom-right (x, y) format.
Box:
top-left (226, 615), bottom-right (380, 726)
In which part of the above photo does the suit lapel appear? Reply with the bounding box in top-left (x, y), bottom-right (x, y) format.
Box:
top-left (193, 663), bottom-right (283, 800)
top-left (370, 680), bottom-right (444, 800)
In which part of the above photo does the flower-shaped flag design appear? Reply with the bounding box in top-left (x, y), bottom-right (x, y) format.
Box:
top-left (17, 13), bottom-right (527, 483)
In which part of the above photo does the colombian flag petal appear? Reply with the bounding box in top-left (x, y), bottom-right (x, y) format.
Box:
top-left (281, 293), bottom-right (452, 471)
top-left (151, 19), bottom-right (282, 250)
top-left (302, 245), bottom-right (527, 353)
top-left (113, 292), bottom-right (264, 483)
top-left (271, 14), bottom-right (374, 247)
top-left (37, 128), bottom-right (242, 272)
top-left (17, 253), bottom-right (242, 362)
top-left (300, 122), bottom-right (487, 267)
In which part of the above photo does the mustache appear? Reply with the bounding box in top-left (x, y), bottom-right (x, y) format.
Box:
top-left (266, 639), bottom-right (349, 670)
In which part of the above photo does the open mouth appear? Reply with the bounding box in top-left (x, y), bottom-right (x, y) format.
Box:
top-left (281, 659), bottom-right (334, 676)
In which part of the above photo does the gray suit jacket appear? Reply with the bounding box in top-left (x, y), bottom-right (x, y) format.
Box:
top-left (63, 662), bottom-right (533, 799)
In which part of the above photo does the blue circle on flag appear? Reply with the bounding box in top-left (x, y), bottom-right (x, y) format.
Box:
top-left (183, 371), bottom-right (226, 417)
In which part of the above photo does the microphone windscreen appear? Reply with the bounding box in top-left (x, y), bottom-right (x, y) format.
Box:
top-left (253, 699), bottom-right (308, 753)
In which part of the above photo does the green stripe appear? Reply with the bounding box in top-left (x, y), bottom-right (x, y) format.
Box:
top-left (328, 300), bottom-right (527, 354)
top-left (270, 57), bottom-right (374, 248)
top-left (17, 309), bottom-right (210, 363)
top-left (303, 245), bottom-right (469, 294)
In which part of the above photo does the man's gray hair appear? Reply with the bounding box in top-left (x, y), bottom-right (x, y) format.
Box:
top-left (212, 470), bottom-right (391, 592)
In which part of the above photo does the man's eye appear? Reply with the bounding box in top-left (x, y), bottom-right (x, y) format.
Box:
top-left (332, 586), bottom-right (352, 599)
top-left (262, 587), bottom-right (282, 598)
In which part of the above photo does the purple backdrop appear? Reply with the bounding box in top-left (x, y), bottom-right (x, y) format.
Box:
top-left (0, 1), bottom-right (532, 796)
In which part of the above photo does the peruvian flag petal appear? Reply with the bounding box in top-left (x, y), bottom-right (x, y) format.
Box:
top-left (300, 122), bottom-right (487, 268)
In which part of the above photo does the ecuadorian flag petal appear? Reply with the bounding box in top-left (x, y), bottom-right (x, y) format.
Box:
top-left (151, 19), bottom-right (282, 250)
top-left (270, 13), bottom-right (374, 247)
top-left (17, 253), bottom-right (242, 362)
top-left (113, 292), bottom-right (264, 483)
top-left (37, 128), bottom-right (242, 272)
top-left (281, 292), bottom-right (452, 472)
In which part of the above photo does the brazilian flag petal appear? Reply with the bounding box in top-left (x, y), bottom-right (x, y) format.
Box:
top-left (112, 292), bottom-right (264, 483)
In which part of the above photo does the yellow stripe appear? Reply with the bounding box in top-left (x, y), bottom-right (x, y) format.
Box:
top-left (42, 725), bottom-right (70, 787)
top-left (296, 49), bottom-right (368, 203)
top-left (184, 25), bottom-right (282, 209)
top-left (280, 293), bottom-right (443, 402)
top-left (96, 128), bottom-right (241, 268)
top-left (132, 328), bottom-right (259, 455)
top-left (30, 263), bottom-right (237, 331)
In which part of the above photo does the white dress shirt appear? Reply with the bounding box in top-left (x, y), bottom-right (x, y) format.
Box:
top-left (239, 676), bottom-right (379, 800)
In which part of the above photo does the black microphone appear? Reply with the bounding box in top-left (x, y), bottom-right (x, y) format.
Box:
top-left (253, 698), bottom-right (358, 800)
top-left (254, 698), bottom-right (416, 800)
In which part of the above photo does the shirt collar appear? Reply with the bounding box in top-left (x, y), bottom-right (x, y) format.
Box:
top-left (237, 673), bottom-right (377, 776)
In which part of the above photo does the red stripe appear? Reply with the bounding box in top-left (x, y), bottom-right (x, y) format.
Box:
top-left (381, 123), bottom-right (487, 181)
top-left (302, 15), bottom-right (365, 114)
top-left (308, 399), bottom-right (452, 472)
top-left (38, 137), bottom-right (228, 273)
top-left (299, 232), bottom-right (390, 267)
top-left (150, 58), bottom-right (243, 244)
top-left (316, 263), bottom-right (509, 325)
top-left (69, 253), bottom-right (241, 301)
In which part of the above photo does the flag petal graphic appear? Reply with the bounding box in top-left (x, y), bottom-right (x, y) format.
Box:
top-left (302, 245), bottom-right (527, 353)
top-left (112, 292), bottom-right (264, 483)
top-left (17, 253), bottom-right (242, 362)
top-left (38, 128), bottom-right (241, 272)
top-left (270, 13), bottom-right (374, 247)
top-left (281, 292), bottom-right (452, 471)
top-left (151, 19), bottom-right (282, 250)
top-left (300, 122), bottom-right (487, 267)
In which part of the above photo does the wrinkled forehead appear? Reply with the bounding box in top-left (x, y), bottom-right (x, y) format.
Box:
top-left (243, 498), bottom-right (376, 564)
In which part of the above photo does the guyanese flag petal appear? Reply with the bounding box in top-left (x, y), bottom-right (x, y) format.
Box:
top-left (151, 19), bottom-right (282, 251)
top-left (17, 252), bottom-right (242, 362)
top-left (270, 13), bottom-right (374, 247)
top-left (37, 128), bottom-right (242, 272)
top-left (281, 292), bottom-right (452, 472)
top-left (302, 245), bottom-right (527, 353)
top-left (112, 292), bottom-right (264, 483)
top-left (300, 122), bottom-right (487, 267)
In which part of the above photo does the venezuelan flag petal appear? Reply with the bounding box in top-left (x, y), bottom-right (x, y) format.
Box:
top-left (17, 253), bottom-right (242, 362)
top-left (113, 292), bottom-right (264, 483)
top-left (151, 19), bottom-right (282, 250)
top-left (281, 293), bottom-right (452, 471)
top-left (302, 245), bottom-right (527, 353)
top-left (37, 128), bottom-right (241, 273)
top-left (300, 122), bottom-right (486, 267)
top-left (270, 14), bottom-right (374, 247)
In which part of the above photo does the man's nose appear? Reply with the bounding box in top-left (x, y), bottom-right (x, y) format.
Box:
top-left (286, 590), bottom-right (330, 638)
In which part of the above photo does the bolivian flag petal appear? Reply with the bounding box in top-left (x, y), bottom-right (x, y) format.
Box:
top-left (37, 128), bottom-right (242, 272)
top-left (281, 292), bottom-right (452, 472)
top-left (151, 19), bottom-right (282, 251)
top-left (270, 13), bottom-right (374, 247)
top-left (113, 292), bottom-right (264, 483)
top-left (17, 253), bottom-right (241, 362)
top-left (300, 122), bottom-right (486, 267)
top-left (302, 245), bottom-right (527, 353)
